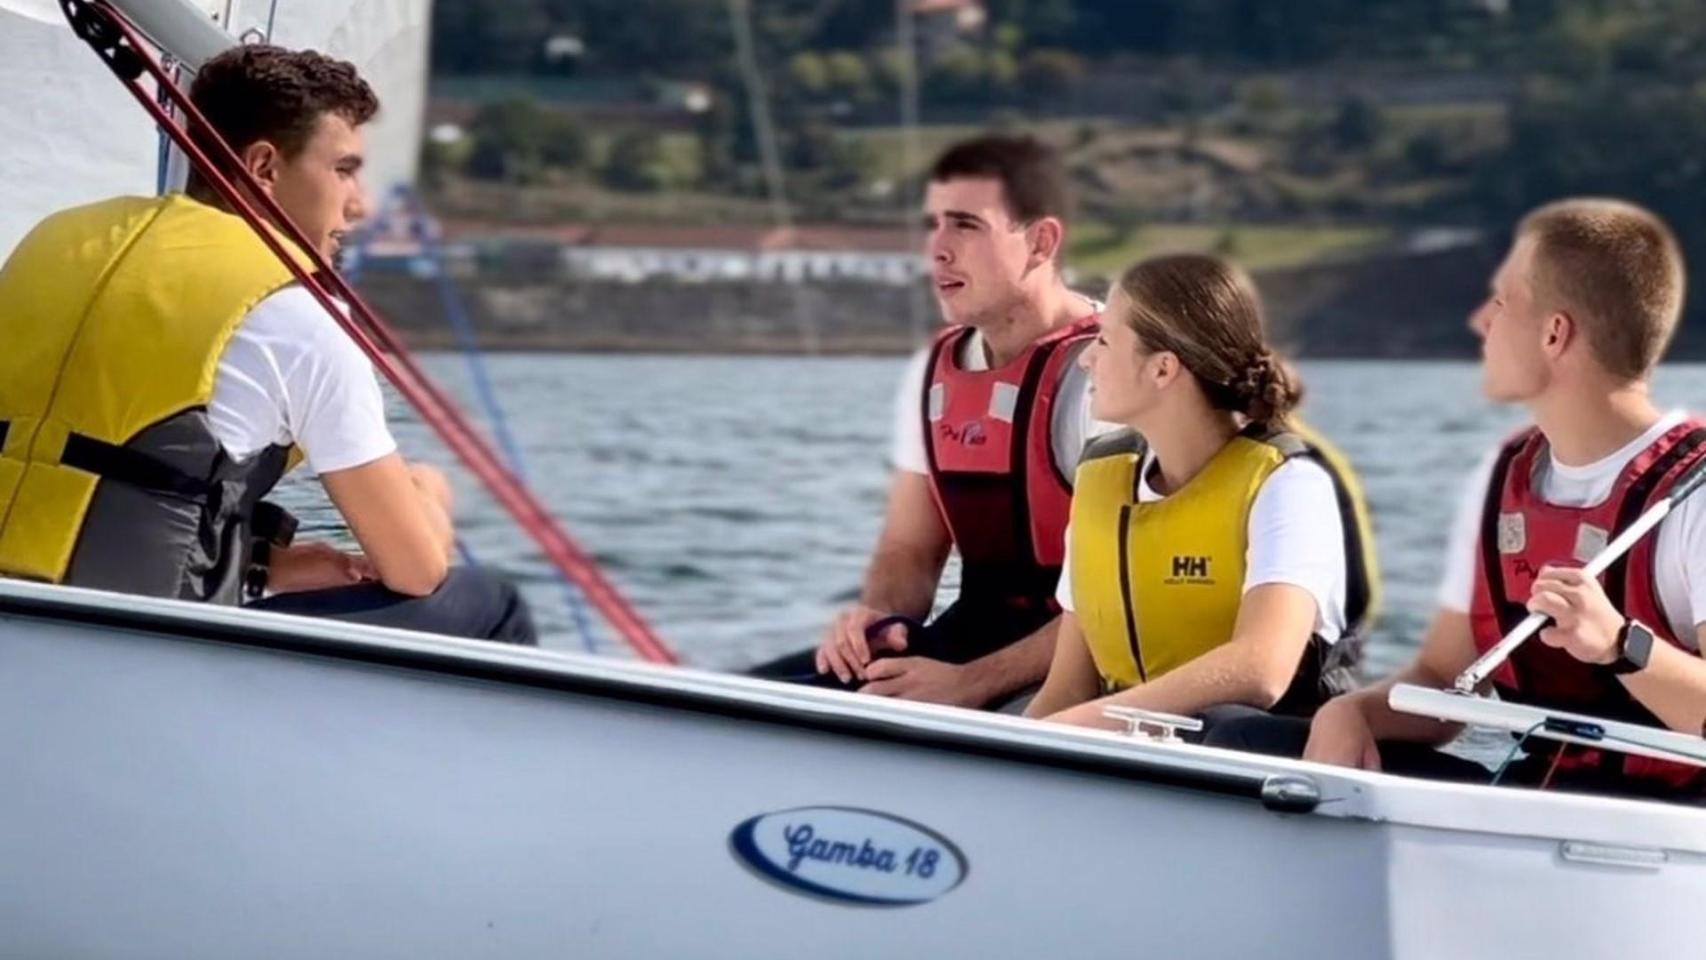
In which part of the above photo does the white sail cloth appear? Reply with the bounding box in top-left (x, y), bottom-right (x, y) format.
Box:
top-left (0, 0), bottom-right (427, 259)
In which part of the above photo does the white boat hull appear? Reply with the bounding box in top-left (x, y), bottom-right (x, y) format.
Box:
top-left (1, 580), bottom-right (1702, 958)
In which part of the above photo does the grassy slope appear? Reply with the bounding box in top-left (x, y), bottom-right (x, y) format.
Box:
top-left (1068, 222), bottom-right (1391, 277)
top-left (429, 103), bottom-right (1496, 271)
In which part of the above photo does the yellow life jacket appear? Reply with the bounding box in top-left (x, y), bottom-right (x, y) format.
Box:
top-left (1069, 423), bottom-right (1378, 715)
top-left (0, 194), bottom-right (308, 602)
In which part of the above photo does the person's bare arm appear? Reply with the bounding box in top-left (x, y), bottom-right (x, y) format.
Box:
top-left (818, 470), bottom-right (952, 681)
top-left (1526, 564), bottom-right (1706, 735)
top-left (1620, 629), bottom-right (1706, 733)
top-left (405, 461), bottom-right (454, 553)
top-left (1354, 609), bottom-right (1480, 743)
top-left (265, 541), bottom-right (368, 594)
top-left (1046, 583), bottom-right (1319, 727)
top-left (1303, 609), bottom-right (1479, 768)
top-left (860, 470), bottom-right (951, 615)
top-left (863, 614), bottom-right (1063, 707)
top-left (1024, 614), bottom-right (1099, 718)
top-left (320, 453), bottom-right (454, 597)
top-left (1301, 451), bottom-right (1488, 769)
top-left (959, 615), bottom-right (1063, 704)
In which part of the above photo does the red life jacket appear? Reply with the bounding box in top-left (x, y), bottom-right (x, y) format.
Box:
top-left (1469, 418), bottom-right (1706, 793)
top-left (921, 317), bottom-right (1098, 611)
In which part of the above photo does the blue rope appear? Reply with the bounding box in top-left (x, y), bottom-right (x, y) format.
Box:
top-left (155, 129), bottom-right (171, 195)
top-left (404, 192), bottom-right (531, 474)
top-left (364, 186), bottom-right (600, 651)
top-left (1489, 721), bottom-right (1547, 786)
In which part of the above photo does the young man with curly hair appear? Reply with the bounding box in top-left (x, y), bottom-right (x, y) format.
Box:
top-left (0, 45), bottom-right (533, 644)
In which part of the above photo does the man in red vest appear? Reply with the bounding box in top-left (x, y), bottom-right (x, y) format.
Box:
top-left (1215, 198), bottom-right (1706, 803)
top-left (753, 136), bottom-right (1108, 709)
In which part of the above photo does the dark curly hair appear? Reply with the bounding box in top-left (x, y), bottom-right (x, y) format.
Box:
top-left (187, 44), bottom-right (377, 186)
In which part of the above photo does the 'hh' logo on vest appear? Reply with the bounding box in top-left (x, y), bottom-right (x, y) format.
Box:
top-left (1168, 555), bottom-right (1212, 584)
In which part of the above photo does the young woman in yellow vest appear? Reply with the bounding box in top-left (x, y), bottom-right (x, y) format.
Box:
top-left (1026, 253), bottom-right (1378, 731)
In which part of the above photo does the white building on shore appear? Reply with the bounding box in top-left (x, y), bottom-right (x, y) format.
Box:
top-left (437, 222), bottom-right (924, 285)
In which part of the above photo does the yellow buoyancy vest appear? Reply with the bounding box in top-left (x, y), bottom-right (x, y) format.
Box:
top-left (1069, 424), bottom-right (1378, 707)
top-left (1298, 420), bottom-right (1381, 635)
top-left (0, 194), bottom-right (307, 598)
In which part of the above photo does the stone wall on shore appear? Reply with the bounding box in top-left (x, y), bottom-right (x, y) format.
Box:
top-left (359, 272), bottom-right (934, 353)
top-left (361, 242), bottom-right (1706, 359)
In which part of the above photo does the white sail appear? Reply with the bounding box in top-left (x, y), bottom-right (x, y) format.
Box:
top-left (0, 0), bottom-right (225, 258)
top-left (2, 0), bottom-right (66, 24)
top-left (0, 0), bottom-right (429, 260)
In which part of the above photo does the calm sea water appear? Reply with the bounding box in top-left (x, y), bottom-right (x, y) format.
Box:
top-left (280, 355), bottom-right (1706, 682)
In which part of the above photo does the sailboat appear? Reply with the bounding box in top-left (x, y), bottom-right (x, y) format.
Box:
top-left (1, 2), bottom-right (1703, 958)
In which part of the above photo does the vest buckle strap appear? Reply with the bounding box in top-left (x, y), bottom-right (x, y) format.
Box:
top-left (250, 501), bottom-right (298, 547)
top-left (58, 431), bottom-right (212, 499)
top-left (0, 419), bottom-right (9, 454)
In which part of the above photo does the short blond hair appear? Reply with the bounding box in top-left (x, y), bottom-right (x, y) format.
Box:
top-left (1518, 198), bottom-right (1685, 380)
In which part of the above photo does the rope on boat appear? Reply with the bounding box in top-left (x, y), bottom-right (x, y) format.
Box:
top-left (346, 185), bottom-right (601, 653)
top-left (1489, 721), bottom-right (1544, 786)
top-left (62, 0), bottom-right (677, 664)
top-left (151, 56), bottom-right (178, 194)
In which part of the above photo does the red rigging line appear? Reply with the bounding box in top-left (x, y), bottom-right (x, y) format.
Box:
top-left (60, 0), bottom-right (679, 665)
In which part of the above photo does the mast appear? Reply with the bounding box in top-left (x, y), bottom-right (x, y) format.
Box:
top-left (106, 0), bottom-right (232, 66)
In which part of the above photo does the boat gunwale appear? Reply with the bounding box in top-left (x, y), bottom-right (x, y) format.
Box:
top-left (0, 579), bottom-right (1308, 806)
top-left (5, 577), bottom-right (1706, 851)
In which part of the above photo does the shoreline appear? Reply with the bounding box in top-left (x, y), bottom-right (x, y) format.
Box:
top-left (356, 240), bottom-right (1706, 360)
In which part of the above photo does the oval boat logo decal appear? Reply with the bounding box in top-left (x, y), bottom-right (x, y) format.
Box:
top-left (730, 806), bottom-right (968, 906)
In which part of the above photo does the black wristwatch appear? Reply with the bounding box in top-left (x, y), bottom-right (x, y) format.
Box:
top-left (1607, 619), bottom-right (1657, 675)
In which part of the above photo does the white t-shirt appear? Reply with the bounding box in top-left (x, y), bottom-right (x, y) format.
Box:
top-left (889, 326), bottom-right (1119, 478)
top-left (1055, 453), bottom-right (1351, 643)
top-left (206, 286), bottom-right (397, 474)
top-left (1437, 410), bottom-right (1706, 650)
